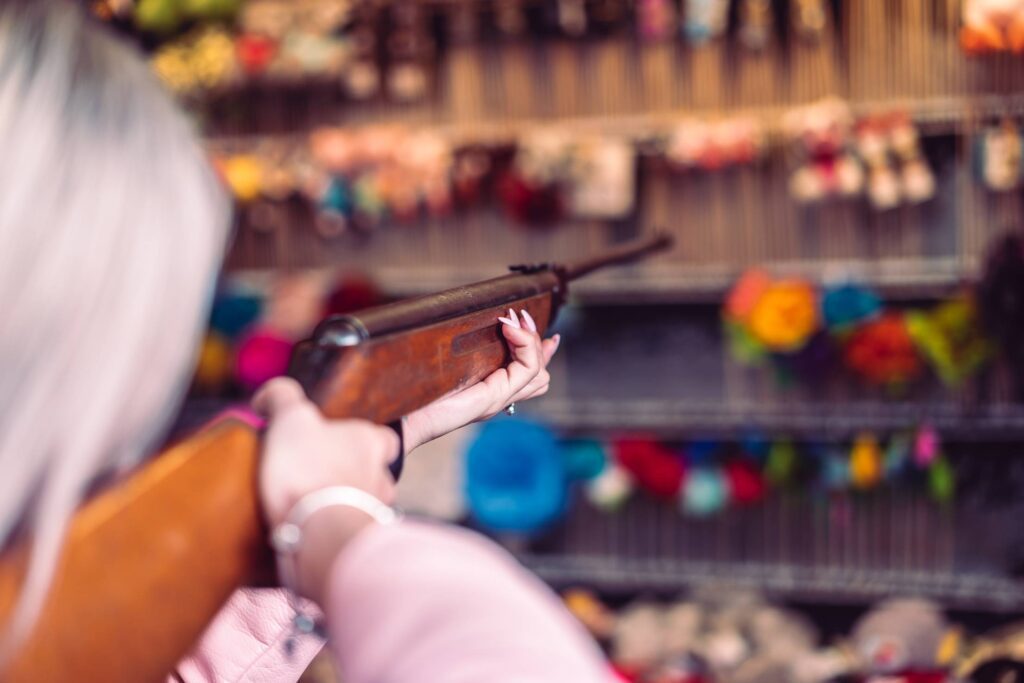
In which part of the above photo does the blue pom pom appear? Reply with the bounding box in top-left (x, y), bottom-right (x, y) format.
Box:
top-left (465, 419), bottom-right (568, 534)
top-left (741, 431), bottom-right (770, 463)
top-left (686, 439), bottom-right (719, 466)
top-left (562, 439), bottom-right (607, 481)
top-left (822, 448), bottom-right (850, 491)
top-left (209, 288), bottom-right (262, 339)
top-left (822, 283), bottom-right (881, 332)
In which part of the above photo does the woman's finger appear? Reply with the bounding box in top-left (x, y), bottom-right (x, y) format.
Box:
top-left (252, 377), bottom-right (308, 417)
top-left (499, 323), bottom-right (544, 394)
top-left (541, 335), bottom-right (560, 366)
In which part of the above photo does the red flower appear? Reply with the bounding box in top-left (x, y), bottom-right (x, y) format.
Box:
top-left (844, 313), bottom-right (922, 385)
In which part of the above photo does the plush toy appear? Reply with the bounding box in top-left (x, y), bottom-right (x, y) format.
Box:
top-left (563, 439), bottom-right (609, 482)
top-left (586, 463), bottom-right (635, 510)
top-left (681, 467), bottom-right (729, 517)
top-left (849, 433), bottom-right (883, 490)
top-left (960, 0), bottom-right (1024, 54)
top-left (615, 438), bottom-right (686, 499)
top-left (747, 280), bottom-right (819, 353)
top-left (235, 325), bottom-right (293, 391)
top-left (822, 283), bottom-right (882, 334)
top-left (851, 599), bottom-right (950, 675)
top-left (464, 419), bottom-right (568, 534)
top-left (785, 98), bottom-right (864, 203)
top-left (978, 120), bottom-right (1024, 191)
top-left (843, 313), bottom-right (923, 387)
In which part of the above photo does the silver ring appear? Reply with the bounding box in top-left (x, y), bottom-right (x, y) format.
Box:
top-left (504, 403), bottom-right (516, 416)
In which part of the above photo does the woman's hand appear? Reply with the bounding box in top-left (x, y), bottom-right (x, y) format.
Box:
top-left (253, 377), bottom-right (400, 529)
top-left (401, 309), bottom-right (560, 454)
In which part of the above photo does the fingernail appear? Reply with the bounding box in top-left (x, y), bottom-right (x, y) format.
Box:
top-left (507, 309), bottom-right (521, 329)
top-left (498, 317), bottom-right (516, 326)
top-left (521, 309), bottom-right (537, 332)
top-left (553, 334), bottom-right (561, 348)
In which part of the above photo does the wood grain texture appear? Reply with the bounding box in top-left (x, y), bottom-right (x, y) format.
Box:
top-left (317, 293), bottom-right (552, 423)
top-left (0, 420), bottom-right (268, 683)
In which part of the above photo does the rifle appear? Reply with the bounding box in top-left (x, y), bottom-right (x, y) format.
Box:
top-left (0, 234), bottom-right (671, 682)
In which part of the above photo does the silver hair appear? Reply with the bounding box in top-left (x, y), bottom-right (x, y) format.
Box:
top-left (0, 0), bottom-right (230, 653)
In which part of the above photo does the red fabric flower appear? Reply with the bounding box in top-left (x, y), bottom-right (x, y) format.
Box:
top-left (614, 438), bottom-right (685, 499)
top-left (723, 459), bottom-right (766, 505)
top-left (844, 313), bottom-right (923, 385)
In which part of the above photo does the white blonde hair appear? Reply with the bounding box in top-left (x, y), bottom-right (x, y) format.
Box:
top-left (0, 0), bottom-right (230, 652)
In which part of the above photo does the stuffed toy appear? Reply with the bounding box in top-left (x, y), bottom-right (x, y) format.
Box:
top-left (960, 0), bottom-right (1024, 54)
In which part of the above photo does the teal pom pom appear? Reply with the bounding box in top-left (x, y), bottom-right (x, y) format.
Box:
top-left (562, 439), bottom-right (607, 481)
top-left (823, 448), bottom-right (850, 491)
top-left (209, 288), bottom-right (262, 339)
top-left (681, 467), bottom-right (728, 517)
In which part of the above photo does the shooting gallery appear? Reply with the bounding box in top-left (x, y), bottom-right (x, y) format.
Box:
top-left (4, 0), bottom-right (1024, 681)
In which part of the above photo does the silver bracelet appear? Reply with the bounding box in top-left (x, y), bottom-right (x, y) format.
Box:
top-left (270, 486), bottom-right (399, 653)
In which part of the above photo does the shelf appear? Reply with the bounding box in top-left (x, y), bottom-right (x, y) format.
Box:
top-left (229, 255), bottom-right (972, 305)
top-left (526, 398), bottom-right (1024, 440)
top-left (517, 554), bottom-right (1024, 612)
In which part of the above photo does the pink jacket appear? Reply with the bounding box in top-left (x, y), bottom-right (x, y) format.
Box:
top-left (174, 521), bottom-right (612, 682)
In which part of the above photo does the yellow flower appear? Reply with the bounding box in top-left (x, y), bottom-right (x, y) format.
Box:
top-left (748, 280), bottom-right (819, 351)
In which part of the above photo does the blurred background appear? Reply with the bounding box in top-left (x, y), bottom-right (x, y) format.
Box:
top-left (93, 0), bottom-right (1024, 680)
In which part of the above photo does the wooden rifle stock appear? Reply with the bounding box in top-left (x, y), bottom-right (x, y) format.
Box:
top-left (0, 234), bottom-right (671, 682)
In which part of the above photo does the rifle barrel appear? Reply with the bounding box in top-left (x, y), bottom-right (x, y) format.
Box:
top-left (562, 234), bottom-right (673, 281)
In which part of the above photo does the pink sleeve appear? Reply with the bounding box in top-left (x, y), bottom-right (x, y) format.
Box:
top-left (325, 520), bottom-right (614, 683)
top-left (170, 588), bottom-right (324, 683)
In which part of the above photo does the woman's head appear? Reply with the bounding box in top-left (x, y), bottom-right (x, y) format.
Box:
top-left (0, 0), bottom-right (230, 646)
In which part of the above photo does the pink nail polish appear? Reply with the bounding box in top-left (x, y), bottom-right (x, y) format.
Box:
top-left (508, 309), bottom-right (521, 328)
top-left (521, 309), bottom-right (537, 332)
top-left (498, 317), bottom-right (515, 326)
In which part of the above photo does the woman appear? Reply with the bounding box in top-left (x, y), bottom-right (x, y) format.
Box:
top-left (0, 2), bottom-right (611, 681)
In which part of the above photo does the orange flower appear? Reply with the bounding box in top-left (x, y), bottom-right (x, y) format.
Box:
top-left (748, 280), bottom-right (819, 351)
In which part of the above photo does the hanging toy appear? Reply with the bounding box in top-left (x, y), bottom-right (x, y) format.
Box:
top-left (885, 432), bottom-right (913, 480)
top-left (738, 0), bottom-right (773, 51)
top-left (135, 0), bottom-right (183, 34)
top-left (852, 598), bottom-right (950, 675)
top-left (960, 0), bottom-right (1024, 54)
top-left (209, 288), bottom-right (262, 340)
top-left (785, 98), bottom-right (864, 204)
top-left (563, 439), bottom-right (609, 482)
top-left (792, 0), bottom-right (828, 41)
top-left (822, 282), bottom-right (882, 334)
top-left (614, 438), bottom-right (686, 500)
top-left (464, 419), bottom-right (568, 534)
top-left (843, 313), bottom-right (923, 387)
top-left (683, 0), bottom-right (730, 44)
top-left (978, 120), bottom-right (1024, 191)
top-left (682, 467), bottom-right (729, 517)
top-left (822, 446), bottom-right (851, 491)
top-left (235, 325), bottom-right (294, 392)
top-left (613, 602), bottom-right (668, 675)
top-left (563, 589), bottom-right (616, 640)
top-left (849, 433), bottom-right (883, 490)
top-left (906, 294), bottom-right (992, 387)
top-left (764, 439), bottom-right (798, 487)
top-left (586, 463), bottom-right (635, 511)
top-left (193, 332), bottom-right (233, 393)
top-left (928, 455), bottom-right (956, 504)
top-left (723, 459), bottom-right (766, 505)
top-left (747, 279), bottom-right (819, 353)
top-left (344, 6), bottom-right (382, 100)
top-left (220, 155), bottom-right (265, 203)
top-left (913, 424), bottom-right (940, 468)
top-left (567, 137), bottom-right (636, 220)
top-left (637, 0), bottom-right (676, 41)
top-left (387, 3), bottom-right (435, 102)
top-left (856, 118), bottom-right (902, 211)
top-left (889, 113), bottom-right (936, 204)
